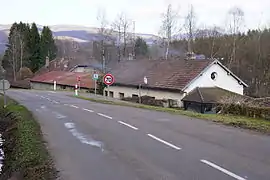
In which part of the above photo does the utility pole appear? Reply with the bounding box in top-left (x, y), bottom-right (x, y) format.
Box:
top-left (133, 21), bottom-right (136, 59)
top-left (102, 48), bottom-right (105, 73)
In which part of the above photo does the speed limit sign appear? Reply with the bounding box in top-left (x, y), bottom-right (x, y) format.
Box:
top-left (103, 74), bottom-right (115, 86)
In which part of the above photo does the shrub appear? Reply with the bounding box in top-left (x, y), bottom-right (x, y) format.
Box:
top-left (220, 103), bottom-right (270, 120)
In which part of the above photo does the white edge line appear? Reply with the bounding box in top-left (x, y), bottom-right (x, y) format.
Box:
top-left (97, 113), bottom-right (112, 119)
top-left (200, 160), bottom-right (246, 180)
top-left (70, 105), bottom-right (79, 108)
top-left (147, 134), bottom-right (181, 150)
top-left (118, 121), bottom-right (138, 130)
top-left (83, 108), bottom-right (94, 112)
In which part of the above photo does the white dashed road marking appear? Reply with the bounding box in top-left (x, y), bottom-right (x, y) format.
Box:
top-left (83, 108), bottom-right (94, 113)
top-left (53, 101), bottom-right (60, 104)
top-left (147, 134), bottom-right (181, 150)
top-left (200, 160), bottom-right (246, 180)
top-left (97, 113), bottom-right (112, 119)
top-left (70, 105), bottom-right (79, 108)
top-left (118, 121), bottom-right (138, 130)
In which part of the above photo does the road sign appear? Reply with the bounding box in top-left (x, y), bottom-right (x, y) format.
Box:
top-left (0, 80), bottom-right (10, 90)
top-left (103, 74), bottom-right (114, 86)
top-left (93, 73), bottom-right (99, 80)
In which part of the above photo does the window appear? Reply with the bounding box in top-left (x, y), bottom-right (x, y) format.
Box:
top-left (119, 93), bottom-right (124, 99)
top-left (105, 90), bottom-right (108, 96)
top-left (109, 91), bottom-right (114, 98)
top-left (132, 94), bottom-right (139, 98)
top-left (211, 72), bottom-right (218, 80)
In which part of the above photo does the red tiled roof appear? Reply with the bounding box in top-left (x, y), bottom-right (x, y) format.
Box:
top-left (108, 58), bottom-right (214, 91)
top-left (30, 71), bottom-right (95, 89)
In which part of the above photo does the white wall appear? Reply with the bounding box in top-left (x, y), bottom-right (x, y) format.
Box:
top-left (72, 67), bottom-right (95, 73)
top-left (104, 86), bottom-right (184, 107)
top-left (184, 63), bottom-right (244, 95)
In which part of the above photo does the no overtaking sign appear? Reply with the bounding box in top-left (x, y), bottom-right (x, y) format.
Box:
top-left (103, 74), bottom-right (114, 86)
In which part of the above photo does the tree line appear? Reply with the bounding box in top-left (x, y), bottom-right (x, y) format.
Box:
top-left (2, 22), bottom-right (57, 81)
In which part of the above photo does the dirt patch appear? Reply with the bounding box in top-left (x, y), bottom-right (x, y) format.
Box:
top-left (0, 97), bottom-right (58, 180)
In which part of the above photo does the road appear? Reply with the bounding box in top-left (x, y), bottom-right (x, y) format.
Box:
top-left (6, 89), bottom-right (270, 180)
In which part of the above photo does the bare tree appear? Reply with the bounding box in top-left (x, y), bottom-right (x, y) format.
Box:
top-left (97, 8), bottom-right (112, 72)
top-left (208, 26), bottom-right (223, 58)
top-left (227, 6), bottom-right (244, 69)
top-left (121, 14), bottom-right (131, 58)
top-left (112, 12), bottom-right (131, 62)
top-left (159, 4), bottom-right (179, 60)
top-left (184, 4), bottom-right (196, 56)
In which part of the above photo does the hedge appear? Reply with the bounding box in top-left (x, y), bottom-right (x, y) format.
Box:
top-left (221, 104), bottom-right (270, 120)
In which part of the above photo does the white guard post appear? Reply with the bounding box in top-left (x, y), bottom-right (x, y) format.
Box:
top-left (75, 84), bottom-right (78, 96)
top-left (53, 81), bottom-right (56, 91)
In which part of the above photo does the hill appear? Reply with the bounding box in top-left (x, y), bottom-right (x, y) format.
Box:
top-left (0, 24), bottom-right (160, 54)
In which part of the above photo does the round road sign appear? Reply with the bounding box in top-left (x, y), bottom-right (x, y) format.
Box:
top-left (103, 74), bottom-right (114, 86)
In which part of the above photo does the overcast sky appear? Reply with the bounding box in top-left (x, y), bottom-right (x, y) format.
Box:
top-left (1, 0), bottom-right (270, 34)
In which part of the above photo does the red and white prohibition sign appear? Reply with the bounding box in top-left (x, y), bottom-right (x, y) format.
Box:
top-left (103, 73), bottom-right (115, 86)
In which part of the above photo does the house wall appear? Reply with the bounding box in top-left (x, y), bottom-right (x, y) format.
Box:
top-left (104, 86), bottom-right (184, 107)
top-left (30, 82), bottom-right (89, 93)
top-left (72, 67), bottom-right (95, 73)
top-left (184, 63), bottom-right (244, 95)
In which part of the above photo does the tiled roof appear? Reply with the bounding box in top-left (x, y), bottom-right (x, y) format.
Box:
top-left (108, 58), bottom-right (214, 91)
top-left (181, 87), bottom-right (241, 103)
top-left (30, 71), bottom-right (95, 89)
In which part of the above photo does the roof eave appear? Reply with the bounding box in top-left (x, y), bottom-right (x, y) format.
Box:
top-left (215, 60), bottom-right (249, 87)
top-left (181, 59), bottom-right (249, 92)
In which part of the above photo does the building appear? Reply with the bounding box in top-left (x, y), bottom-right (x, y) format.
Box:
top-left (69, 64), bottom-right (103, 73)
top-left (104, 58), bottom-right (248, 107)
top-left (181, 86), bottom-right (241, 113)
top-left (30, 71), bottom-right (97, 92)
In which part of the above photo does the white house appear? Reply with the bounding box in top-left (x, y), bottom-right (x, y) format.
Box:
top-left (104, 58), bottom-right (248, 107)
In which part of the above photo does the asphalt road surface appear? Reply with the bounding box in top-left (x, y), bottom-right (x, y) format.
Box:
top-left (6, 89), bottom-right (270, 180)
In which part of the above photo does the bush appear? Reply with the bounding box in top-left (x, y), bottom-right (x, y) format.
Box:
top-left (220, 103), bottom-right (270, 120)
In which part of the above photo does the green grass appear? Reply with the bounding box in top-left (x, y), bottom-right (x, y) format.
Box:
top-left (0, 97), bottom-right (57, 180)
top-left (72, 95), bottom-right (270, 134)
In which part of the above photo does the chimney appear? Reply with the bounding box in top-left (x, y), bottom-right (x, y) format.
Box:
top-left (45, 56), bottom-right (49, 68)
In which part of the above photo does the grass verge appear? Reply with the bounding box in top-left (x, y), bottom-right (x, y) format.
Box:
top-left (0, 96), bottom-right (57, 180)
top-left (72, 95), bottom-right (270, 134)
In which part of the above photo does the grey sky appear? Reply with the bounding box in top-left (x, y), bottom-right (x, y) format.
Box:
top-left (1, 0), bottom-right (269, 34)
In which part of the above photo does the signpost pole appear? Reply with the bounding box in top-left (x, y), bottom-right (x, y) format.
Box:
top-left (107, 85), bottom-right (109, 98)
top-left (94, 79), bottom-right (97, 95)
top-left (103, 73), bottom-right (114, 98)
top-left (139, 84), bottom-right (141, 104)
